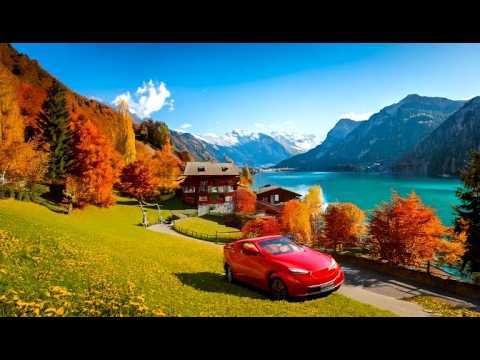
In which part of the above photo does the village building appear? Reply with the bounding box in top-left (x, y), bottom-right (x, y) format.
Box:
top-left (255, 184), bottom-right (302, 215)
top-left (256, 184), bottom-right (302, 204)
top-left (181, 162), bottom-right (241, 216)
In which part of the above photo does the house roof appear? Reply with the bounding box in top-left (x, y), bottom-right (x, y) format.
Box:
top-left (183, 162), bottom-right (241, 176)
top-left (256, 185), bottom-right (302, 196)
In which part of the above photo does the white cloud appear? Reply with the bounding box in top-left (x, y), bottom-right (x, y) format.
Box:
top-left (180, 123), bottom-right (192, 129)
top-left (254, 123), bottom-right (267, 129)
top-left (113, 80), bottom-right (173, 119)
top-left (340, 112), bottom-right (373, 121)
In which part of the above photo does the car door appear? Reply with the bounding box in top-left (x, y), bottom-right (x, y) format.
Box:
top-left (239, 243), bottom-right (271, 289)
top-left (229, 242), bottom-right (253, 281)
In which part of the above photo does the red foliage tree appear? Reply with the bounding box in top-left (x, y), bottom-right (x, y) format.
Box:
top-left (241, 216), bottom-right (282, 238)
top-left (368, 192), bottom-right (447, 267)
top-left (234, 187), bottom-right (256, 214)
top-left (68, 118), bottom-right (123, 208)
top-left (118, 160), bottom-right (160, 201)
top-left (322, 202), bottom-right (366, 251)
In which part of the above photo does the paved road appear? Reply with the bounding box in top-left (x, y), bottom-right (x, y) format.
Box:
top-left (148, 225), bottom-right (480, 316)
top-left (339, 262), bottom-right (480, 316)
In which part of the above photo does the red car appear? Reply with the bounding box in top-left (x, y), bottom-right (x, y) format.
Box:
top-left (223, 235), bottom-right (344, 300)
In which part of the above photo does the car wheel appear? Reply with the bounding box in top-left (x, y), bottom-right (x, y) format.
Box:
top-left (269, 277), bottom-right (288, 300)
top-left (225, 264), bottom-right (235, 284)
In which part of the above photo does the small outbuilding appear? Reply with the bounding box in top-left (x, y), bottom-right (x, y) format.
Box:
top-left (255, 184), bottom-right (302, 205)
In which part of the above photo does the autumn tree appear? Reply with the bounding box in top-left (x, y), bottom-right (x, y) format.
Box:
top-left (368, 192), bottom-right (447, 267)
top-left (280, 199), bottom-right (311, 244)
top-left (454, 150), bottom-right (480, 273)
top-left (239, 167), bottom-right (253, 188)
top-left (150, 146), bottom-right (182, 194)
top-left (436, 224), bottom-right (467, 267)
top-left (0, 67), bottom-right (24, 145)
top-left (241, 216), bottom-right (281, 238)
top-left (37, 81), bottom-right (74, 184)
top-left (322, 202), bottom-right (366, 251)
top-left (303, 185), bottom-right (324, 213)
top-left (119, 160), bottom-right (159, 201)
top-left (234, 187), bottom-right (256, 214)
top-left (303, 185), bottom-right (325, 242)
top-left (0, 140), bottom-right (46, 188)
top-left (68, 118), bottom-right (122, 208)
top-left (136, 119), bottom-right (171, 150)
top-left (116, 99), bottom-right (136, 164)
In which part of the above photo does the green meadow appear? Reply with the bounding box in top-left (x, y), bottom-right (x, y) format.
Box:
top-left (0, 198), bottom-right (394, 316)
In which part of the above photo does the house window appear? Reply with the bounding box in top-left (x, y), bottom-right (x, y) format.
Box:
top-left (198, 195), bottom-right (208, 202)
top-left (183, 185), bottom-right (195, 193)
top-left (199, 181), bottom-right (208, 192)
top-left (225, 185), bottom-right (233, 192)
top-left (274, 194), bottom-right (280, 202)
top-left (225, 196), bottom-right (233, 202)
top-left (208, 186), bottom-right (218, 193)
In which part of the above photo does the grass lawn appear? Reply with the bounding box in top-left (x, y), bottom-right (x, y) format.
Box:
top-left (0, 198), bottom-right (395, 316)
top-left (173, 216), bottom-right (243, 242)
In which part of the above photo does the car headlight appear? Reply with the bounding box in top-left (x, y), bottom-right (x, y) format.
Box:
top-left (288, 268), bottom-right (310, 275)
top-left (328, 257), bottom-right (338, 270)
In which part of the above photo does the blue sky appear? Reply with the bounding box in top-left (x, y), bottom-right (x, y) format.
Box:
top-left (13, 43), bottom-right (480, 140)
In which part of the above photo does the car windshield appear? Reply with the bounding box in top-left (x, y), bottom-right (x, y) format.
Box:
top-left (258, 237), bottom-right (304, 255)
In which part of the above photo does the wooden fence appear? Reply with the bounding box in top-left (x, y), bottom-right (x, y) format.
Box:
top-left (172, 223), bottom-right (242, 244)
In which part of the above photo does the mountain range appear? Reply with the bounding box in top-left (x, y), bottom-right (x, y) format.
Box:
top-left (276, 94), bottom-right (468, 174)
top-left (171, 129), bottom-right (320, 167)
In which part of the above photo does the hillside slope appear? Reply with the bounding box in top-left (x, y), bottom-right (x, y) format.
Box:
top-left (394, 97), bottom-right (480, 176)
top-left (0, 43), bottom-right (136, 163)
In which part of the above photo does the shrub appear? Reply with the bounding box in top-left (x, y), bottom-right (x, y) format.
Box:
top-left (241, 217), bottom-right (281, 238)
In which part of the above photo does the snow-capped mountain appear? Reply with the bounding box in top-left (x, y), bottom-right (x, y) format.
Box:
top-left (270, 131), bottom-right (322, 154)
top-left (197, 129), bottom-right (260, 147)
top-left (180, 129), bottom-right (319, 167)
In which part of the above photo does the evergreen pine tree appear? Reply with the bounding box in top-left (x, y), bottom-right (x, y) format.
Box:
top-left (38, 81), bottom-right (73, 183)
top-left (455, 150), bottom-right (480, 273)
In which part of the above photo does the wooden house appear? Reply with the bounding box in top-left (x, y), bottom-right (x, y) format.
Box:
top-left (181, 162), bottom-right (241, 215)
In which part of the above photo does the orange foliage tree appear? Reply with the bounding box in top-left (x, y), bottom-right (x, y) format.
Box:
top-left (234, 187), bottom-right (256, 214)
top-left (436, 222), bottom-right (467, 267)
top-left (135, 138), bottom-right (182, 195)
top-left (280, 199), bottom-right (311, 244)
top-left (150, 145), bottom-right (182, 194)
top-left (239, 167), bottom-right (253, 188)
top-left (67, 118), bottom-right (123, 208)
top-left (368, 192), bottom-right (447, 267)
top-left (322, 202), bottom-right (366, 251)
top-left (241, 216), bottom-right (281, 238)
top-left (0, 140), bottom-right (47, 188)
top-left (118, 160), bottom-right (160, 201)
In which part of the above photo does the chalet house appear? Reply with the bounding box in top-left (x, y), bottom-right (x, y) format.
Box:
top-left (181, 162), bottom-right (241, 216)
top-left (256, 184), bottom-right (302, 205)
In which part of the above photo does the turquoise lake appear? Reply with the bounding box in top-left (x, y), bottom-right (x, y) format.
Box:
top-left (253, 171), bottom-right (462, 226)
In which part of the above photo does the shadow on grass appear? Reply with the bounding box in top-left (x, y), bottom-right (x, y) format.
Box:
top-left (175, 272), bottom-right (337, 302)
top-left (175, 272), bottom-right (268, 300)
